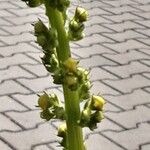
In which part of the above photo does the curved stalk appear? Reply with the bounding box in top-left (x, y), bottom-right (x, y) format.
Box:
top-left (44, 2), bottom-right (84, 150)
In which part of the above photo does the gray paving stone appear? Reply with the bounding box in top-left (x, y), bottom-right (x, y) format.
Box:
top-left (0, 123), bottom-right (57, 150)
top-left (0, 43), bottom-right (40, 57)
top-left (103, 50), bottom-right (150, 65)
top-left (72, 44), bottom-right (116, 58)
top-left (33, 145), bottom-right (51, 150)
top-left (103, 123), bottom-right (150, 150)
top-left (103, 39), bottom-right (150, 53)
top-left (0, 54), bottom-right (38, 69)
top-left (104, 89), bottom-right (150, 110)
top-left (132, 11), bottom-right (150, 19)
top-left (6, 110), bottom-right (44, 129)
top-left (141, 144), bottom-right (150, 150)
top-left (102, 0), bottom-right (137, 7)
top-left (134, 20), bottom-right (150, 28)
top-left (0, 33), bottom-right (35, 45)
top-left (80, 55), bottom-right (117, 69)
top-left (103, 21), bottom-right (145, 32)
top-left (103, 13), bottom-right (142, 23)
top-left (0, 18), bottom-right (13, 26)
top-left (106, 105), bottom-right (150, 129)
top-left (1, 23), bottom-right (33, 35)
top-left (76, 34), bottom-right (114, 47)
top-left (12, 94), bottom-right (39, 110)
top-left (86, 133), bottom-right (123, 150)
top-left (0, 10), bottom-right (15, 17)
top-left (102, 30), bottom-right (147, 42)
top-left (0, 140), bottom-right (12, 150)
top-left (103, 75), bottom-right (150, 93)
top-left (0, 80), bottom-right (30, 96)
top-left (131, 4), bottom-right (150, 12)
top-left (0, 114), bottom-right (21, 131)
top-left (0, 2), bottom-right (17, 9)
top-left (90, 67), bottom-right (118, 81)
top-left (138, 48), bottom-right (150, 56)
top-left (0, 96), bottom-right (27, 112)
top-left (91, 81), bottom-right (121, 95)
top-left (17, 76), bottom-right (56, 93)
top-left (0, 66), bottom-right (35, 83)
top-left (103, 61), bottom-right (150, 78)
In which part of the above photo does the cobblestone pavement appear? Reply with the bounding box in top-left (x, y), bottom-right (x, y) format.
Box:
top-left (0, 0), bottom-right (150, 150)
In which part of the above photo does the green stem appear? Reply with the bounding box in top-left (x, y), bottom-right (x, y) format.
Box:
top-left (44, 2), bottom-right (84, 150)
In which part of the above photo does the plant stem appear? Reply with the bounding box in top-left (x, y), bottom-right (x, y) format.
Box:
top-left (44, 2), bottom-right (84, 150)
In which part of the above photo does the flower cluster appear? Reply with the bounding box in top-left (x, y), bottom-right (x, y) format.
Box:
top-left (79, 95), bottom-right (105, 130)
top-left (68, 7), bottom-right (88, 41)
top-left (38, 92), bottom-right (65, 120)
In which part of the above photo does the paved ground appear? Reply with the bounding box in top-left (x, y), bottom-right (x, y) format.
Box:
top-left (0, 0), bottom-right (150, 150)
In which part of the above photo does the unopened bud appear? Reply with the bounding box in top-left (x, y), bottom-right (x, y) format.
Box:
top-left (58, 123), bottom-right (67, 137)
top-left (64, 58), bottom-right (78, 72)
top-left (37, 35), bottom-right (47, 47)
top-left (75, 7), bottom-right (88, 22)
top-left (38, 93), bottom-right (50, 110)
top-left (34, 20), bottom-right (47, 34)
top-left (91, 95), bottom-right (106, 111)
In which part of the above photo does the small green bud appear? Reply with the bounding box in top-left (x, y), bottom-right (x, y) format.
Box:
top-left (52, 69), bottom-right (63, 84)
top-left (91, 111), bottom-right (104, 123)
top-left (22, 0), bottom-right (42, 7)
top-left (65, 75), bottom-right (78, 90)
top-left (64, 57), bottom-right (78, 72)
top-left (69, 20), bottom-right (84, 32)
top-left (91, 95), bottom-right (106, 111)
top-left (75, 7), bottom-right (88, 22)
top-left (38, 93), bottom-right (50, 110)
top-left (40, 109), bottom-right (54, 121)
top-left (58, 123), bottom-right (67, 137)
top-left (34, 20), bottom-right (47, 34)
top-left (37, 35), bottom-right (47, 47)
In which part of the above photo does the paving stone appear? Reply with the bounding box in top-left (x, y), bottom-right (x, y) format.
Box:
top-left (86, 133), bottom-right (123, 150)
top-left (12, 94), bottom-right (39, 110)
top-left (135, 29), bottom-right (150, 37)
top-left (103, 21), bottom-right (145, 32)
top-left (91, 81), bottom-right (121, 95)
top-left (104, 89), bottom-right (150, 110)
top-left (0, 10), bottom-right (14, 17)
top-left (0, 18), bottom-right (13, 26)
top-left (87, 15), bottom-right (113, 26)
top-left (33, 145), bottom-right (51, 150)
top-left (0, 33), bottom-right (35, 45)
top-left (0, 28), bottom-right (9, 36)
top-left (0, 123), bottom-right (57, 150)
top-left (90, 67), bottom-right (118, 81)
top-left (1, 23), bottom-right (33, 35)
top-left (8, 7), bottom-right (44, 16)
top-left (0, 2), bottom-right (17, 9)
top-left (102, 30), bottom-right (147, 42)
top-left (0, 96), bottom-right (27, 112)
top-left (49, 142), bottom-right (62, 150)
top-left (103, 13), bottom-right (142, 23)
top-left (0, 53), bottom-right (38, 69)
top-left (85, 24), bottom-right (113, 36)
top-left (132, 0), bottom-right (150, 4)
top-left (6, 110), bottom-right (44, 129)
top-left (17, 76), bottom-right (56, 93)
top-left (103, 39), bottom-right (150, 53)
top-left (0, 114), bottom-right (21, 131)
top-left (80, 55), bottom-right (117, 69)
top-left (140, 60), bottom-right (150, 67)
top-left (72, 44), bottom-right (116, 58)
top-left (76, 34), bottom-right (114, 47)
top-left (132, 11), bottom-right (150, 20)
top-left (0, 80), bottom-right (30, 96)
top-left (103, 61), bottom-right (150, 78)
top-left (137, 38), bottom-right (150, 46)
top-left (103, 50), bottom-right (150, 65)
top-left (138, 48), bottom-right (150, 55)
top-left (106, 105), bottom-right (150, 129)
top-left (134, 20), bottom-right (150, 28)
top-left (103, 123), bottom-right (150, 150)
top-left (103, 5), bottom-right (141, 14)
top-left (132, 4), bottom-right (150, 12)
top-left (21, 64), bottom-right (48, 77)
top-left (0, 43), bottom-right (40, 57)
top-left (0, 140), bottom-right (12, 150)
top-left (103, 75), bottom-right (150, 93)
top-left (141, 144), bottom-right (150, 150)
top-left (0, 66), bottom-right (35, 83)
top-left (102, 0), bottom-right (137, 7)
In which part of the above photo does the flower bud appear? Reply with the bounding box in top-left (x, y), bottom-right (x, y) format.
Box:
top-left (22, 0), bottom-right (42, 7)
top-left (65, 75), bottom-right (78, 90)
top-left (37, 35), bottom-right (47, 48)
top-left (34, 20), bottom-right (47, 34)
top-left (69, 20), bottom-right (84, 32)
top-left (91, 95), bottom-right (106, 111)
top-left (91, 111), bottom-right (104, 123)
top-left (40, 109), bottom-right (54, 121)
top-left (64, 57), bottom-right (78, 72)
top-left (75, 7), bottom-right (88, 22)
top-left (58, 123), bottom-right (67, 137)
top-left (38, 93), bottom-right (50, 110)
